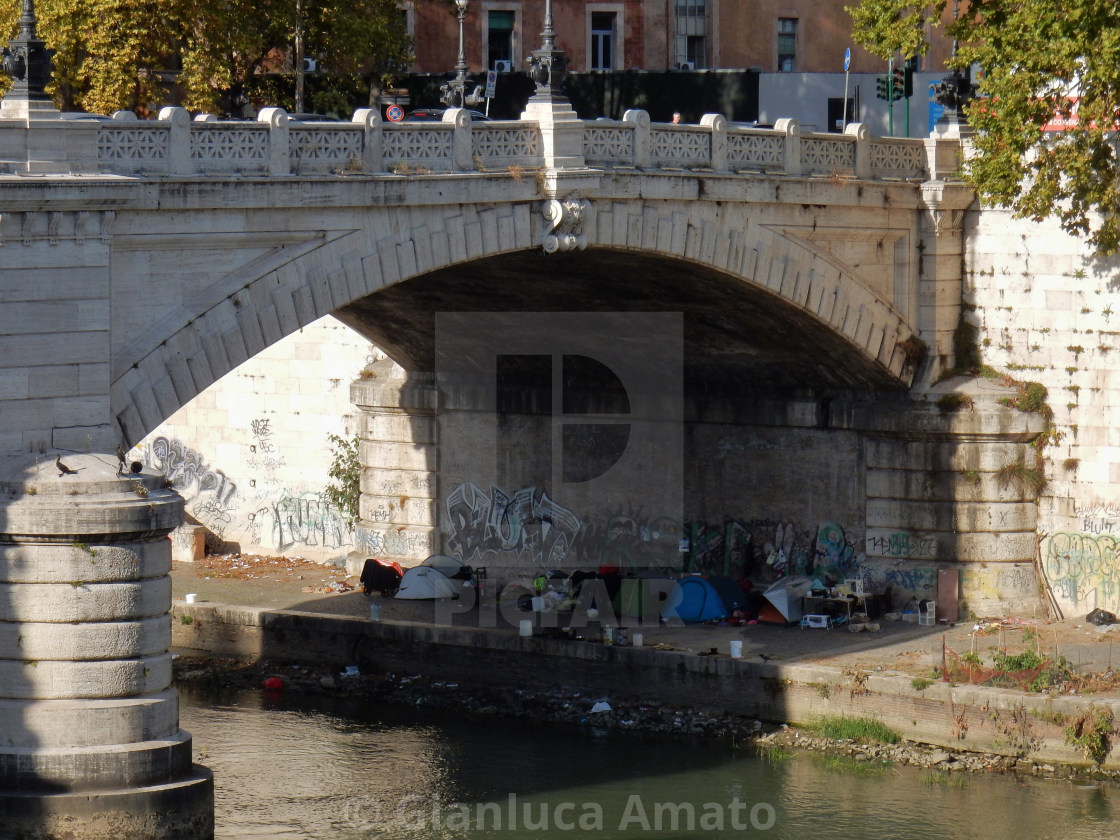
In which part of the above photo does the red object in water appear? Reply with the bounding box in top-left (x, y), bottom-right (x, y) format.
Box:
top-left (263, 676), bottom-right (284, 691)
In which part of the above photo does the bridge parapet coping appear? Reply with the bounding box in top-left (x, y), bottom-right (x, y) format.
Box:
top-left (2, 105), bottom-right (948, 182)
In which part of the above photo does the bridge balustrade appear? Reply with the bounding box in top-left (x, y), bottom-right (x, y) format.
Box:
top-left (82, 105), bottom-right (931, 181)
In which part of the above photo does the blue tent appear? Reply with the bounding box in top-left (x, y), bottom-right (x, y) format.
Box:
top-left (660, 577), bottom-right (729, 624)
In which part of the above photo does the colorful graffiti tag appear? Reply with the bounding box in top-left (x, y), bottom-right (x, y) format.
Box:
top-left (1044, 531), bottom-right (1120, 614)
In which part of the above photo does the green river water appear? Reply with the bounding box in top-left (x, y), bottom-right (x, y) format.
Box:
top-left (179, 687), bottom-right (1116, 840)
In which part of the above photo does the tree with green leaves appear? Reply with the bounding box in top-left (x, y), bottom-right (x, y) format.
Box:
top-left (1, 0), bottom-right (411, 117)
top-left (847, 0), bottom-right (1120, 255)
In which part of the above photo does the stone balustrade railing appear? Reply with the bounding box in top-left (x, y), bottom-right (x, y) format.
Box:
top-left (84, 105), bottom-right (934, 181)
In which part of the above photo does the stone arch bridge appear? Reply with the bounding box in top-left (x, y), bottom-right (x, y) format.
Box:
top-left (0, 104), bottom-right (1044, 836)
top-left (0, 103), bottom-right (1043, 611)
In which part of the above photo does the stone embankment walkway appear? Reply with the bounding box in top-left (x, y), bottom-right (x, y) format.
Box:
top-left (170, 555), bottom-right (1120, 774)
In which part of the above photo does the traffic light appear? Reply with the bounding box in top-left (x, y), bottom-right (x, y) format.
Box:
top-left (903, 65), bottom-right (914, 98)
top-left (891, 67), bottom-right (905, 101)
top-left (875, 75), bottom-right (889, 100)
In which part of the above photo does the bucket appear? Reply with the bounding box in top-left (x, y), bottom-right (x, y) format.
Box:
top-left (729, 639), bottom-right (743, 659)
top-left (531, 596), bottom-right (544, 612)
top-left (632, 633), bottom-right (644, 647)
top-left (519, 619), bottom-right (533, 637)
top-left (184, 593), bottom-right (197, 604)
top-left (918, 599), bottom-right (936, 626)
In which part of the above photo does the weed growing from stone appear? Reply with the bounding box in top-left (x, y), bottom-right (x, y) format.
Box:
top-left (1065, 706), bottom-right (1114, 765)
top-left (324, 433), bottom-right (361, 528)
top-left (806, 714), bottom-right (901, 744)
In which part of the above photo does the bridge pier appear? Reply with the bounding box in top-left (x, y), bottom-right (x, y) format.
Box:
top-left (840, 394), bottom-right (1048, 616)
top-left (0, 452), bottom-right (213, 839)
top-left (351, 362), bottom-right (441, 570)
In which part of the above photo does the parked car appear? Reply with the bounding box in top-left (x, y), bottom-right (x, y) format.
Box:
top-left (405, 108), bottom-right (490, 122)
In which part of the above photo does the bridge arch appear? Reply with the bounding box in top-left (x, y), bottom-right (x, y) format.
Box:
top-left (111, 193), bottom-right (915, 445)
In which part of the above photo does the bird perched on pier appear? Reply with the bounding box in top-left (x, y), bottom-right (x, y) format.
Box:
top-left (56, 455), bottom-right (77, 476)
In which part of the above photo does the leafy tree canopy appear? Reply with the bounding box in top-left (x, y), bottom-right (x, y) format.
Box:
top-left (847, 0), bottom-right (1120, 255)
top-left (0, 0), bottom-right (411, 117)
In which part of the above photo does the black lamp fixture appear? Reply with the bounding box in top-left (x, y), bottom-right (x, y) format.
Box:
top-left (1, 0), bottom-right (54, 104)
top-left (527, 0), bottom-right (568, 101)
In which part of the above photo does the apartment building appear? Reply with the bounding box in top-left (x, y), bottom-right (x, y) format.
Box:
top-left (403, 0), bottom-right (954, 77)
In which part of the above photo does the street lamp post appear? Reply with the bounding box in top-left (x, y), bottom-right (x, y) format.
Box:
top-left (440, 0), bottom-right (470, 108)
top-left (527, 0), bottom-right (567, 101)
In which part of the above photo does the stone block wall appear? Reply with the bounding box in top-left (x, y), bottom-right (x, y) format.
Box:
top-left (132, 316), bottom-right (374, 564)
top-left (965, 206), bottom-right (1120, 618)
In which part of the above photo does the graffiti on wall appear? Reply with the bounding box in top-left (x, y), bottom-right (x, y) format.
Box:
top-left (578, 512), bottom-right (682, 571)
top-left (356, 526), bottom-right (435, 559)
top-left (1043, 531), bottom-right (1120, 613)
top-left (142, 424), bottom-right (354, 556)
top-left (688, 521), bottom-right (751, 576)
top-left (146, 436), bottom-right (238, 540)
top-left (441, 482), bottom-right (683, 570)
top-left (865, 529), bottom-right (938, 560)
top-left (270, 490), bottom-right (352, 551)
top-left (247, 416), bottom-right (285, 471)
top-left (445, 482), bottom-right (583, 568)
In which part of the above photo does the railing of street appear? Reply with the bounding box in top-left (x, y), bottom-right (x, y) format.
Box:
top-left (88, 105), bottom-right (932, 181)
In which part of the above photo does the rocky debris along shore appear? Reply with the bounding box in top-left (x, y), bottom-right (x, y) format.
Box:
top-left (173, 656), bottom-right (1120, 784)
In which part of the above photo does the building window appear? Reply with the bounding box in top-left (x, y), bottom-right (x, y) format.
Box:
top-left (674, 0), bottom-right (706, 69)
top-left (686, 35), bottom-right (705, 69)
top-left (488, 10), bottom-right (515, 72)
top-left (777, 18), bottom-right (797, 72)
top-left (590, 12), bottom-right (615, 71)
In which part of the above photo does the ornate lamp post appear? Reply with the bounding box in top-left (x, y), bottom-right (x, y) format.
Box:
top-left (440, 0), bottom-right (471, 108)
top-left (527, 0), bottom-right (568, 102)
top-left (931, 0), bottom-right (974, 134)
top-left (1, 0), bottom-right (55, 113)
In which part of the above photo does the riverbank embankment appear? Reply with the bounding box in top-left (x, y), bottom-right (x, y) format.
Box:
top-left (170, 595), bottom-right (1120, 774)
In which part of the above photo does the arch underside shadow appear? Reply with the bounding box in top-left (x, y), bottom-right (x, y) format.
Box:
top-left (336, 249), bottom-right (910, 401)
top-left (111, 199), bottom-right (914, 445)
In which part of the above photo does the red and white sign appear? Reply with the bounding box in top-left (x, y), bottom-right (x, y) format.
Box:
top-left (386, 104), bottom-right (404, 123)
top-left (1042, 97), bottom-right (1079, 132)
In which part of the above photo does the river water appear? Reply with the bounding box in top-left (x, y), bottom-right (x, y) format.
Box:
top-left (180, 687), bottom-right (1116, 839)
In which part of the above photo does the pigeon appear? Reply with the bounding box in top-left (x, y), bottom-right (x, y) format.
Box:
top-left (759, 653), bottom-right (776, 662)
top-left (56, 455), bottom-right (77, 476)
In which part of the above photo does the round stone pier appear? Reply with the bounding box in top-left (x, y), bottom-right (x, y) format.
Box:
top-left (0, 452), bottom-right (213, 839)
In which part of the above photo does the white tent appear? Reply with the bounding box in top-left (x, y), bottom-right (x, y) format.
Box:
top-left (395, 555), bottom-right (471, 600)
top-left (761, 575), bottom-right (813, 622)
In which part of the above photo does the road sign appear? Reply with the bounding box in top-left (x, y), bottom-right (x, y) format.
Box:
top-left (485, 70), bottom-right (498, 100)
top-left (386, 104), bottom-right (404, 122)
top-left (844, 47), bottom-right (851, 72)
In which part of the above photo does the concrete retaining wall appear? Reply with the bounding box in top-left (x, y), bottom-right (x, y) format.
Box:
top-left (171, 601), bottom-right (1120, 769)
